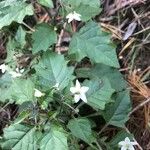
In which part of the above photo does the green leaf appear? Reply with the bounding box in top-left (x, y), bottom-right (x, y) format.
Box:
top-left (85, 78), bottom-right (115, 110)
top-left (2, 124), bottom-right (38, 150)
top-left (5, 38), bottom-right (17, 63)
top-left (0, 75), bottom-right (35, 104)
top-left (38, 0), bottom-right (54, 8)
top-left (67, 118), bottom-right (96, 143)
top-left (40, 127), bottom-right (68, 150)
top-left (0, 72), bottom-right (13, 102)
top-left (0, 0), bottom-right (33, 29)
top-left (102, 90), bottom-right (131, 128)
top-left (62, 0), bottom-right (101, 21)
top-left (32, 24), bottom-right (57, 53)
top-left (34, 52), bottom-right (74, 90)
top-left (76, 64), bottom-right (127, 91)
top-left (15, 26), bottom-right (26, 48)
top-left (69, 21), bottom-right (119, 68)
top-left (0, 72), bottom-right (12, 87)
top-left (9, 78), bottom-right (35, 104)
top-left (13, 111), bottom-right (30, 125)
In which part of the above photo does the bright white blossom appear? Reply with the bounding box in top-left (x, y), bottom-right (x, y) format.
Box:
top-left (9, 71), bottom-right (22, 78)
top-left (118, 137), bottom-right (137, 150)
top-left (66, 11), bottom-right (81, 23)
top-left (0, 64), bottom-right (7, 73)
top-left (20, 69), bottom-right (25, 73)
top-left (53, 83), bottom-right (59, 90)
top-left (16, 68), bottom-right (24, 73)
top-left (34, 89), bottom-right (45, 98)
top-left (70, 80), bottom-right (89, 103)
top-left (15, 68), bottom-right (20, 73)
top-left (0, 64), bottom-right (24, 78)
top-left (9, 68), bottom-right (24, 78)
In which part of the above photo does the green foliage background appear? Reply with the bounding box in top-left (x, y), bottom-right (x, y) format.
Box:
top-left (0, 0), bottom-right (132, 149)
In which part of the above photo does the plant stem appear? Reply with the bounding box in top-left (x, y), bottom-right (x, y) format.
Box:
top-left (95, 141), bottom-right (103, 150)
top-left (75, 101), bottom-right (84, 110)
top-left (63, 102), bottom-right (78, 113)
top-left (128, 97), bottom-right (150, 116)
top-left (84, 112), bottom-right (100, 118)
top-left (98, 122), bottom-right (109, 135)
top-left (89, 144), bottom-right (98, 150)
top-left (22, 22), bottom-right (35, 32)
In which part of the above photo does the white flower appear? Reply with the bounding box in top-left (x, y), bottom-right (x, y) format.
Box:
top-left (9, 71), bottom-right (22, 78)
top-left (53, 83), bottom-right (59, 90)
top-left (70, 80), bottom-right (89, 103)
top-left (34, 89), bottom-right (45, 98)
top-left (9, 68), bottom-right (24, 78)
top-left (0, 64), bottom-right (24, 78)
top-left (15, 68), bottom-right (24, 73)
top-left (0, 64), bottom-right (7, 73)
top-left (20, 69), bottom-right (25, 73)
top-left (15, 68), bottom-right (19, 73)
top-left (118, 137), bottom-right (138, 150)
top-left (66, 11), bottom-right (81, 23)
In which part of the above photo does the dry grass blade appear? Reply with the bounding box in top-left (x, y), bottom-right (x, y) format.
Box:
top-left (128, 69), bottom-right (150, 99)
top-left (108, 0), bottom-right (147, 15)
top-left (127, 68), bottom-right (150, 149)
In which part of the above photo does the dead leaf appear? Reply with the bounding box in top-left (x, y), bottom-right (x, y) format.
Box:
top-left (123, 22), bottom-right (137, 40)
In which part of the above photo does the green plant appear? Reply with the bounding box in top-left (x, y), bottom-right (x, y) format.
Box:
top-left (0, 0), bottom-right (133, 149)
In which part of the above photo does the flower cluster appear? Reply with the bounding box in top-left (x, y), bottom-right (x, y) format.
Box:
top-left (34, 80), bottom-right (89, 104)
top-left (0, 64), bottom-right (24, 78)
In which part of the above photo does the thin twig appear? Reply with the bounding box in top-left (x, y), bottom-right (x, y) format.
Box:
top-left (56, 22), bottom-right (67, 54)
top-left (129, 97), bottom-right (150, 116)
top-left (0, 102), bottom-right (10, 112)
top-left (98, 122), bottom-right (109, 135)
top-left (22, 22), bottom-right (35, 32)
top-left (89, 144), bottom-right (98, 150)
top-left (75, 101), bottom-right (84, 110)
top-left (133, 26), bottom-right (150, 35)
top-left (63, 102), bottom-right (78, 113)
top-left (95, 141), bottom-right (103, 150)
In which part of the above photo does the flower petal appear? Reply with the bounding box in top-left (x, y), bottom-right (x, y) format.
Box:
top-left (16, 68), bottom-right (19, 72)
top-left (74, 94), bottom-right (80, 103)
top-left (73, 11), bottom-right (81, 17)
top-left (66, 11), bottom-right (81, 23)
top-left (70, 87), bottom-right (77, 94)
top-left (128, 145), bottom-right (135, 150)
top-left (20, 69), bottom-right (25, 73)
top-left (75, 80), bottom-right (81, 90)
top-left (34, 89), bottom-right (45, 97)
top-left (118, 141), bottom-right (125, 146)
top-left (66, 13), bottom-right (73, 23)
top-left (66, 13), bottom-right (72, 19)
top-left (74, 13), bottom-right (81, 21)
top-left (81, 86), bottom-right (89, 93)
top-left (0, 64), bottom-right (7, 73)
top-left (125, 137), bottom-right (131, 143)
top-left (9, 71), bottom-right (22, 78)
top-left (74, 15), bottom-right (81, 21)
top-left (121, 146), bottom-right (127, 150)
top-left (68, 17), bottom-right (73, 23)
top-left (54, 83), bottom-right (59, 90)
top-left (80, 93), bottom-right (87, 103)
